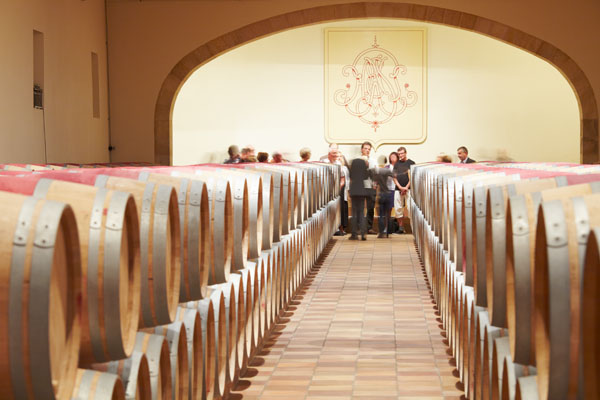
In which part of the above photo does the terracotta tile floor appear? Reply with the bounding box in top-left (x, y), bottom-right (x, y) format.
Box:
top-left (230, 234), bottom-right (464, 399)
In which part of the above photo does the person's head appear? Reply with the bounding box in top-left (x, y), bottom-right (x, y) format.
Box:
top-left (299, 147), bottom-right (311, 161)
top-left (257, 152), bottom-right (269, 162)
top-left (437, 153), bottom-right (452, 163)
top-left (361, 141), bottom-right (372, 156)
top-left (397, 146), bottom-right (407, 162)
top-left (272, 151), bottom-right (283, 163)
top-left (245, 145), bottom-right (255, 156)
top-left (457, 146), bottom-right (469, 162)
top-left (327, 143), bottom-right (340, 162)
top-left (240, 147), bottom-right (252, 160)
top-left (389, 151), bottom-right (399, 165)
top-left (227, 145), bottom-right (239, 158)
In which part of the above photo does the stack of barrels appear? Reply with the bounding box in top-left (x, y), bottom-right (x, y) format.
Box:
top-left (410, 161), bottom-right (600, 400)
top-left (0, 162), bottom-right (340, 400)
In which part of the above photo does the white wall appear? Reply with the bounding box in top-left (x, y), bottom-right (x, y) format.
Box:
top-left (0, 0), bottom-right (109, 164)
top-left (173, 19), bottom-right (579, 165)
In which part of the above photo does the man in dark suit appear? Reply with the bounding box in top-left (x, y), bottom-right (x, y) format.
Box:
top-left (348, 156), bottom-right (370, 240)
top-left (457, 146), bottom-right (476, 163)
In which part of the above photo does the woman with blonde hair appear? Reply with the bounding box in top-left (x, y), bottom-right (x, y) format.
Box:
top-left (299, 147), bottom-right (311, 162)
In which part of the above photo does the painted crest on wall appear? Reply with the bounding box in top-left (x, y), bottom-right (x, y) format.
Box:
top-left (325, 28), bottom-right (427, 148)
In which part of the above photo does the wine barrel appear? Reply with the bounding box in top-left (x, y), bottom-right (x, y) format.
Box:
top-left (491, 336), bottom-right (511, 400)
top-left (501, 357), bottom-right (536, 400)
top-left (506, 179), bottom-right (600, 367)
top-left (173, 307), bottom-right (202, 400)
top-left (248, 166), bottom-right (290, 239)
top-left (195, 169), bottom-right (249, 272)
top-left (72, 369), bottom-right (125, 400)
top-left (133, 332), bottom-right (172, 400)
top-left (487, 180), bottom-right (539, 327)
top-left (482, 324), bottom-right (507, 400)
top-left (453, 171), bottom-right (492, 282)
top-left (582, 227), bottom-right (600, 400)
top-left (461, 170), bottom-right (569, 288)
top-left (471, 175), bottom-right (524, 308)
top-left (292, 167), bottom-right (307, 224)
top-left (259, 250), bottom-right (274, 335)
top-left (218, 168), bottom-right (264, 258)
top-left (444, 169), bottom-right (480, 262)
top-left (40, 179), bottom-right (141, 363)
top-left (207, 291), bottom-right (228, 400)
top-left (486, 175), bottom-right (600, 330)
top-left (459, 284), bottom-right (473, 385)
top-left (468, 304), bottom-right (487, 400)
top-left (515, 375), bottom-right (538, 400)
top-left (534, 191), bottom-right (600, 399)
top-left (262, 247), bottom-right (280, 331)
top-left (152, 322), bottom-right (189, 400)
top-left (289, 229), bottom-right (302, 297)
top-left (0, 191), bottom-right (81, 400)
top-left (207, 283), bottom-right (237, 393)
top-left (276, 238), bottom-right (292, 311)
top-left (255, 258), bottom-right (269, 339)
top-left (286, 164), bottom-right (312, 218)
top-left (0, 176), bottom-right (140, 365)
top-left (94, 352), bottom-right (152, 400)
top-left (227, 274), bottom-right (247, 378)
top-left (227, 167), bottom-right (275, 251)
top-left (2, 170), bottom-right (181, 329)
top-left (137, 172), bottom-right (210, 302)
top-left (474, 311), bottom-right (491, 400)
top-left (236, 263), bottom-right (261, 357)
top-left (94, 175), bottom-right (180, 328)
top-left (272, 166), bottom-right (299, 230)
top-left (184, 297), bottom-right (226, 400)
top-left (255, 168), bottom-right (288, 242)
top-left (245, 169), bottom-right (274, 250)
top-left (174, 173), bottom-right (233, 285)
top-left (447, 269), bottom-right (462, 362)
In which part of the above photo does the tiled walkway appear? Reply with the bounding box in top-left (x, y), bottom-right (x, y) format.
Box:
top-left (231, 234), bottom-right (464, 399)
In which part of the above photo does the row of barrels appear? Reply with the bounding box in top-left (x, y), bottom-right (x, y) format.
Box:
top-left (0, 162), bottom-right (341, 399)
top-left (1, 162), bottom-right (154, 170)
top-left (410, 161), bottom-right (600, 400)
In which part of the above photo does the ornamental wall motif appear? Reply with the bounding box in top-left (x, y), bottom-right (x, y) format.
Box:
top-left (325, 28), bottom-right (427, 148)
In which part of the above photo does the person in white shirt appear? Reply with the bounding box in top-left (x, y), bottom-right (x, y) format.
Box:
top-left (322, 143), bottom-right (349, 235)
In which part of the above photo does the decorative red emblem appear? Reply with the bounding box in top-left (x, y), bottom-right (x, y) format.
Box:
top-left (333, 36), bottom-right (418, 133)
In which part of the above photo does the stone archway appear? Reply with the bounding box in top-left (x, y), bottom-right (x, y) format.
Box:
top-left (154, 2), bottom-right (598, 165)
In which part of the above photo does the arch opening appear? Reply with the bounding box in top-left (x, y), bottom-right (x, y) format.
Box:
top-left (155, 3), bottom-right (598, 165)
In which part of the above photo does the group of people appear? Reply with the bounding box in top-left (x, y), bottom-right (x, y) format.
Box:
top-left (345, 142), bottom-right (415, 240)
top-left (317, 142), bottom-right (414, 240)
top-left (223, 145), bottom-right (288, 164)
top-left (223, 142), bottom-right (475, 241)
top-left (224, 145), bottom-right (317, 164)
top-left (341, 143), bottom-right (475, 241)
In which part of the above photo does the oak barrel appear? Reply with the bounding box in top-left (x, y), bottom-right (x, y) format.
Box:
top-left (93, 352), bottom-right (152, 400)
top-left (0, 175), bottom-right (141, 366)
top-left (0, 190), bottom-right (81, 400)
top-left (72, 369), bottom-right (125, 400)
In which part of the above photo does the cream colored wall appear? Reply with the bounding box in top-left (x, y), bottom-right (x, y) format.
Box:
top-left (172, 19), bottom-right (579, 165)
top-left (0, 0), bottom-right (109, 164)
top-left (106, 0), bottom-right (600, 164)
